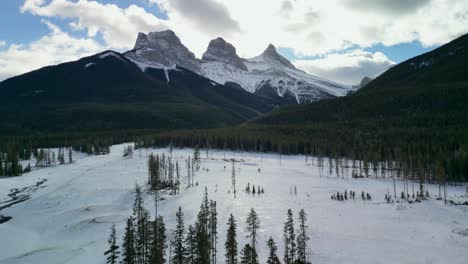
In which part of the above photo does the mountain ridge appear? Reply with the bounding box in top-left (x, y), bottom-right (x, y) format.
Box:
top-left (126, 30), bottom-right (352, 103)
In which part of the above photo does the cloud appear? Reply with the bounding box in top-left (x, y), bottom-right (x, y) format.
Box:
top-left (0, 41), bottom-right (6, 47)
top-left (21, 0), bottom-right (168, 49)
top-left (155, 0), bottom-right (240, 34)
top-left (0, 20), bottom-right (104, 81)
top-left (294, 50), bottom-right (395, 84)
top-left (4, 0), bottom-right (468, 83)
top-left (280, 0), bottom-right (294, 19)
top-left (343, 0), bottom-right (431, 15)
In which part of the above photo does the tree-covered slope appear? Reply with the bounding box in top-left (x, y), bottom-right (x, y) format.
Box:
top-left (251, 33), bottom-right (468, 128)
top-left (0, 51), bottom-right (284, 135)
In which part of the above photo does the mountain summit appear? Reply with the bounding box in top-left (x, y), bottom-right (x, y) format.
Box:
top-left (126, 30), bottom-right (201, 73)
top-left (125, 30), bottom-right (351, 103)
top-left (202, 37), bottom-right (247, 71)
top-left (259, 44), bottom-right (296, 69)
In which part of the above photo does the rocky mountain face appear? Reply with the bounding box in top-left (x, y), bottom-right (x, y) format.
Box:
top-left (201, 37), bottom-right (247, 71)
top-left (126, 30), bottom-right (201, 74)
top-left (125, 30), bottom-right (352, 103)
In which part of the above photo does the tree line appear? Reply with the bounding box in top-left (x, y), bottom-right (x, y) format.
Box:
top-left (105, 186), bottom-right (312, 264)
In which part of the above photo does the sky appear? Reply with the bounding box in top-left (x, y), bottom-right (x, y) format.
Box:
top-left (0, 0), bottom-right (467, 84)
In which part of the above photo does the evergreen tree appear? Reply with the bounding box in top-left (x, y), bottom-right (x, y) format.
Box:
top-left (151, 215), bottom-right (167, 264)
top-left (176, 161), bottom-right (180, 194)
top-left (296, 209), bottom-right (310, 264)
top-left (225, 214), bottom-right (238, 264)
top-left (239, 244), bottom-right (258, 264)
top-left (132, 185), bottom-right (149, 264)
top-left (283, 209), bottom-right (296, 264)
top-left (245, 208), bottom-right (260, 251)
top-left (196, 187), bottom-right (211, 264)
top-left (209, 200), bottom-right (218, 264)
top-left (0, 153), bottom-right (3, 176)
top-left (104, 224), bottom-right (120, 264)
top-left (121, 216), bottom-right (136, 264)
top-left (266, 237), bottom-right (281, 264)
top-left (232, 162), bottom-right (237, 198)
top-left (185, 225), bottom-right (197, 264)
top-left (187, 157), bottom-right (192, 188)
top-left (194, 145), bottom-right (201, 171)
top-left (68, 147), bottom-right (73, 163)
top-left (172, 207), bottom-right (187, 264)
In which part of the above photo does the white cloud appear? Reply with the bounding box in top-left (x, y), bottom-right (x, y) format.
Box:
top-left (156, 0), bottom-right (240, 35)
top-left (0, 20), bottom-right (104, 81)
top-left (2, 0), bottom-right (466, 82)
top-left (150, 0), bottom-right (468, 58)
top-left (0, 41), bottom-right (5, 47)
top-left (294, 50), bottom-right (395, 84)
top-left (21, 0), bottom-right (168, 49)
top-left (343, 0), bottom-right (431, 15)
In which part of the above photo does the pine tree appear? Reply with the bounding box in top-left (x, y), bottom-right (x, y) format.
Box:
top-left (209, 200), bottom-right (218, 264)
top-left (245, 208), bottom-right (260, 251)
top-left (132, 185), bottom-right (149, 264)
top-left (176, 161), bottom-right (180, 194)
top-left (172, 207), bottom-right (187, 264)
top-left (296, 209), bottom-right (310, 264)
top-left (194, 145), bottom-right (201, 171)
top-left (239, 244), bottom-right (258, 264)
top-left (151, 215), bottom-right (167, 264)
top-left (196, 187), bottom-right (211, 264)
top-left (121, 216), bottom-right (136, 264)
top-left (225, 214), bottom-right (238, 264)
top-left (68, 147), bottom-right (73, 163)
top-left (104, 224), bottom-right (120, 264)
top-left (232, 162), bottom-right (237, 198)
top-left (283, 209), bottom-right (296, 264)
top-left (0, 153), bottom-right (4, 176)
top-left (185, 225), bottom-right (197, 264)
top-left (187, 157), bottom-right (192, 188)
top-left (266, 237), bottom-right (281, 264)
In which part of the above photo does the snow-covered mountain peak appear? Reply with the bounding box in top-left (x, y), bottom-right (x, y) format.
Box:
top-left (127, 30), bottom-right (201, 74)
top-left (202, 37), bottom-right (247, 71)
top-left (124, 30), bottom-right (351, 103)
top-left (256, 44), bottom-right (296, 69)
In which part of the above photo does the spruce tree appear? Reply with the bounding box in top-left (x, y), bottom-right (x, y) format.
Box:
top-left (296, 209), bottom-right (310, 264)
top-left (121, 216), bottom-right (136, 264)
top-left (176, 161), bottom-right (180, 194)
top-left (245, 208), bottom-right (260, 251)
top-left (225, 214), bottom-right (238, 264)
top-left (68, 148), bottom-right (73, 163)
top-left (0, 153), bottom-right (4, 176)
top-left (283, 209), bottom-right (296, 264)
top-left (172, 207), bottom-right (187, 264)
top-left (196, 187), bottom-right (211, 264)
top-left (232, 162), bottom-right (237, 198)
top-left (132, 185), bottom-right (149, 264)
top-left (104, 224), bottom-right (120, 264)
top-left (239, 244), bottom-right (258, 264)
top-left (266, 237), bottom-right (281, 264)
top-left (151, 215), bottom-right (167, 264)
top-left (185, 225), bottom-right (197, 264)
top-left (209, 200), bottom-right (218, 264)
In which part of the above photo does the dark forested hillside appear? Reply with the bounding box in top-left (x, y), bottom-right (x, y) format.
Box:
top-left (141, 34), bottom-right (468, 181)
top-left (0, 51), bottom-right (284, 135)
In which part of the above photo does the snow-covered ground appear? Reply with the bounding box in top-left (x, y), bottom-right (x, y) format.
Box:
top-left (1, 144), bottom-right (467, 264)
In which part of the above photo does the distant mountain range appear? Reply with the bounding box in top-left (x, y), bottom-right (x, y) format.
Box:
top-left (0, 29), bottom-right (354, 135)
top-left (251, 32), bottom-right (468, 128)
top-left (0, 50), bottom-right (284, 134)
top-left (125, 30), bottom-right (351, 103)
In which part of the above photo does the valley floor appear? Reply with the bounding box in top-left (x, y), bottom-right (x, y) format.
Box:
top-left (0, 144), bottom-right (467, 264)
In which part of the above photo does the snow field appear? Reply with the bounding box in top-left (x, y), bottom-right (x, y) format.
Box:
top-left (0, 144), bottom-right (467, 264)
